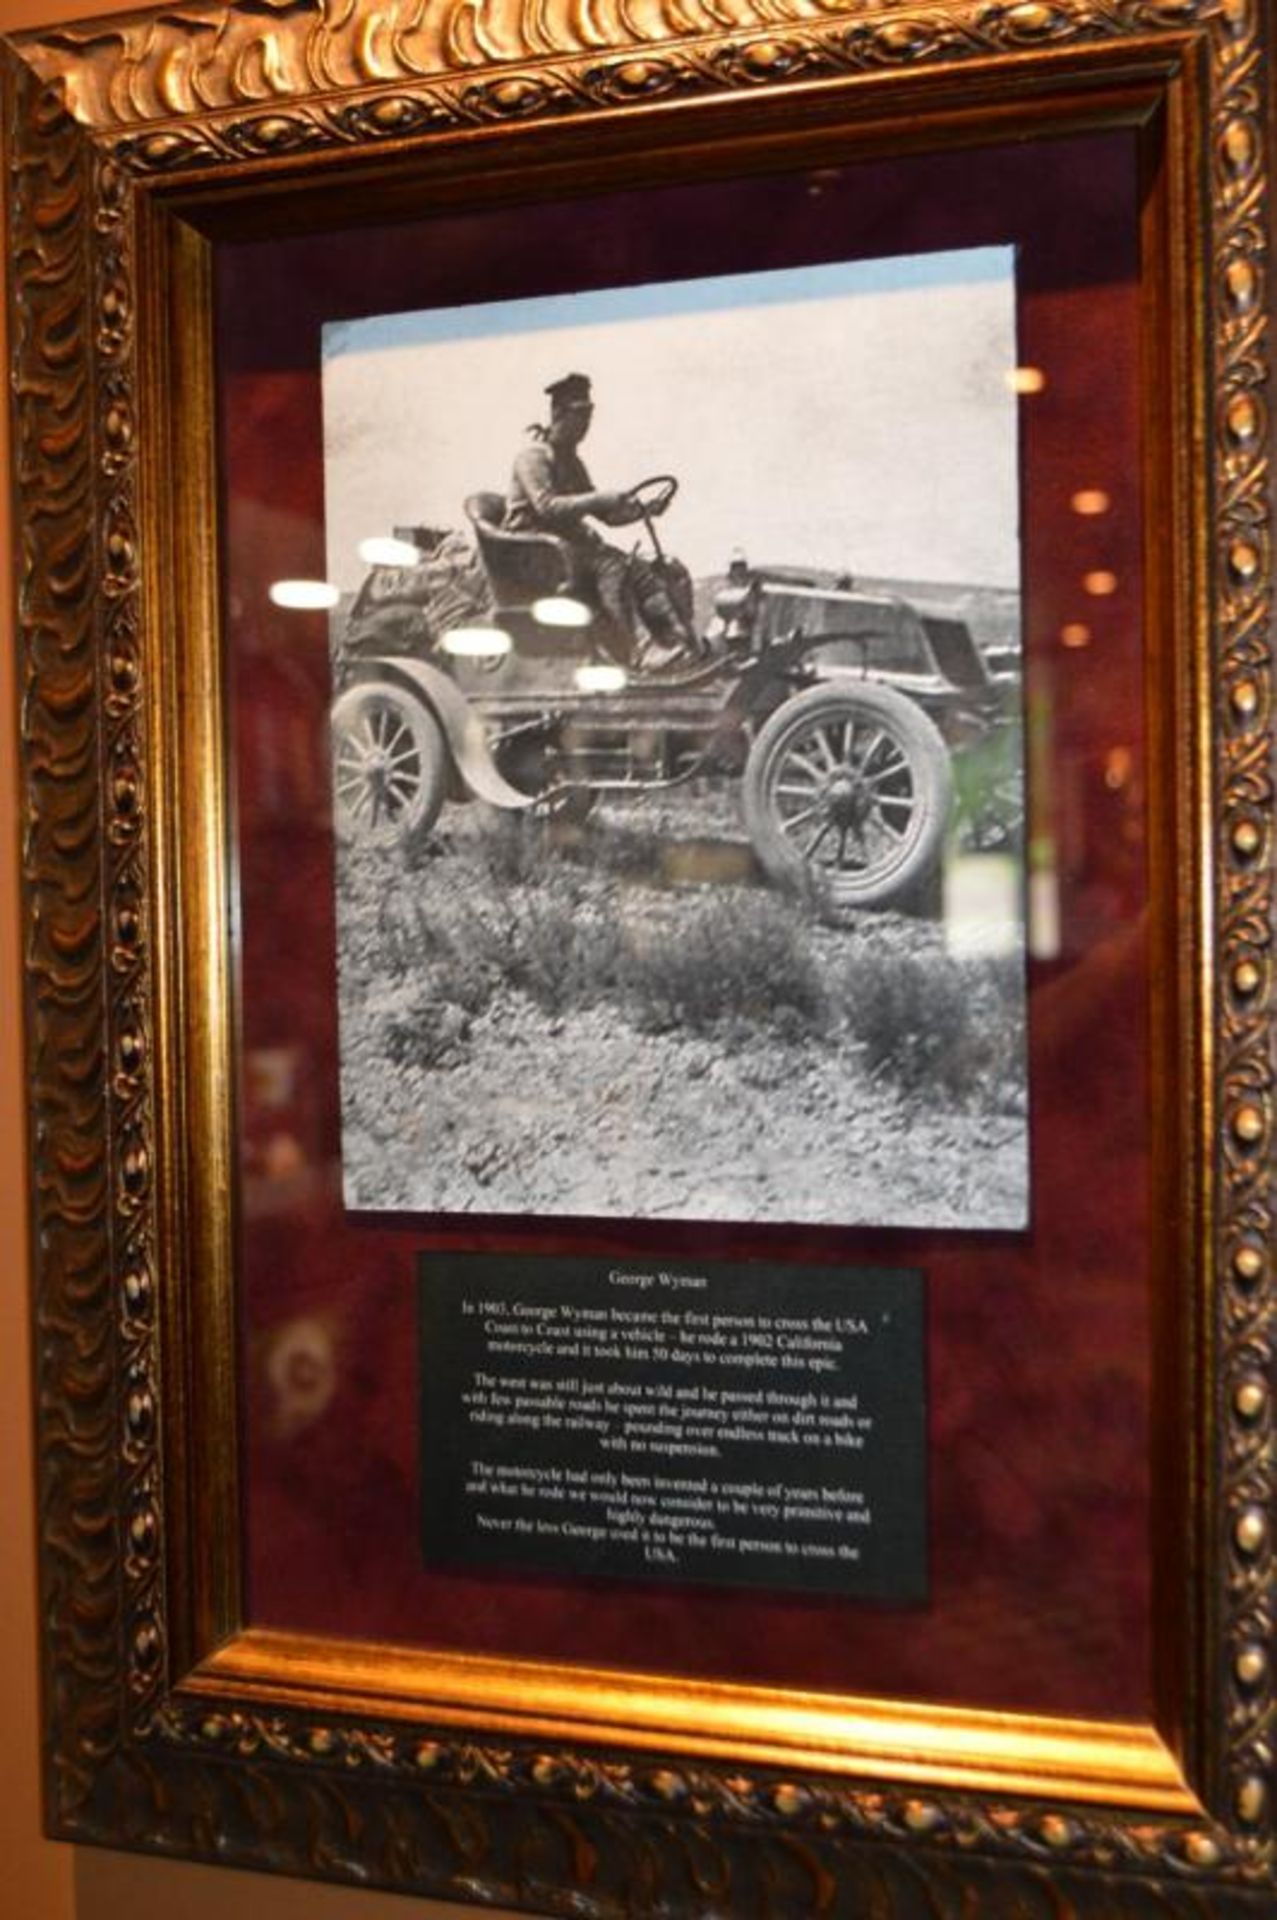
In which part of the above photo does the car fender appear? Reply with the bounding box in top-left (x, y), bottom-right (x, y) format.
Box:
top-left (346, 657), bottom-right (537, 811)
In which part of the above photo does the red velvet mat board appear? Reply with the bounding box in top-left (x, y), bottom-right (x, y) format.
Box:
top-left (218, 130), bottom-right (1153, 1718)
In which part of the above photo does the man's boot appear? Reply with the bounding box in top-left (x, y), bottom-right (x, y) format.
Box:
top-left (635, 632), bottom-right (691, 673)
top-left (634, 592), bottom-right (698, 672)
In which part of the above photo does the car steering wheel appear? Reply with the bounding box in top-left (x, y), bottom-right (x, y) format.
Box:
top-left (623, 474), bottom-right (679, 519)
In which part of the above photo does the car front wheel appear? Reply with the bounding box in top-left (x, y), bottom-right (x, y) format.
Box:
top-left (742, 681), bottom-right (952, 911)
top-left (330, 680), bottom-right (449, 850)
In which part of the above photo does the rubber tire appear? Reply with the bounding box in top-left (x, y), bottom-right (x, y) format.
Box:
top-left (331, 680), bottom-right (448, 851)
top-left (742, 680), bottom-right (952, 911)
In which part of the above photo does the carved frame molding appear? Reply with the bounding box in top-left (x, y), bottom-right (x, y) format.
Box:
top-left (7, 0), bottom-right (1277, 1911)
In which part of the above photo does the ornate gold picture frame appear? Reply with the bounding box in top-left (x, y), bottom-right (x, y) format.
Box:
top-left (7, 0), bottom-right (1276, 1910)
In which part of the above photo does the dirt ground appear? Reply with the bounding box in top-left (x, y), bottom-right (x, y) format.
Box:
top-left (334, 791), bottom-right (1029, 1230)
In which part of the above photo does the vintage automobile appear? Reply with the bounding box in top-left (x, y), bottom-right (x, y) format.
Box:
top-left (329, 479), bottom-right (1020, 911)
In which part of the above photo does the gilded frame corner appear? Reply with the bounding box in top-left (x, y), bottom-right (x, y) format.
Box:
top-left (6, 0), bottom-right (1277, 1910)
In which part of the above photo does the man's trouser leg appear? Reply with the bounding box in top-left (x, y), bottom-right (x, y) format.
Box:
top-left (628, 555), bottom-right (696, 653)
top-left (589, 548), bottom-right (641, 660)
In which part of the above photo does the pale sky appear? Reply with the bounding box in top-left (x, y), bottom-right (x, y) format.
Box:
top-left (321, 247), bottom-right (1020, 595)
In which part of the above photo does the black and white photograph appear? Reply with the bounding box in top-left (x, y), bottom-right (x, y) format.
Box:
top-left (322, 247), bottom-right (1029, 1230)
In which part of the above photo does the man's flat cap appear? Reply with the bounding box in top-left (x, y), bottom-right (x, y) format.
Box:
top-left (545, 372), bottom-right (593, 408)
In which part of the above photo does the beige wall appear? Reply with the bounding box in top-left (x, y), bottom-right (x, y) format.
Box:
top-left (0, 1), bottom-right (521, 1912)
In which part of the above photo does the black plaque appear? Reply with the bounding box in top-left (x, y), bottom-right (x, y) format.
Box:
top-left (419, 1253), bottom-right (927, 1600)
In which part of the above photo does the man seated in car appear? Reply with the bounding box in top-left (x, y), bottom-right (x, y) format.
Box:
top-left (504, 372), bottom-right (696, 671)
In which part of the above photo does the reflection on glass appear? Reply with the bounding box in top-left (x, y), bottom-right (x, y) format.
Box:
top-left (358, 534), bottom-right (424, 568)
top-left (1105, 745), bottom-right (1133, 790)
top-left (265, 1316), bottom-right (338, 1440)
top-left (534, 595), bottom-right (592, 628)
top-left (439, 625), bottom-right (513, 657)
top-left (1028, 868), bottom-right (1062, 961)
top-left (269, 579), bottom-right (340, 610)
top-left (944, 852), bottom-right (1022, 958)
top-left (574, 662), bottom-right (628, 693)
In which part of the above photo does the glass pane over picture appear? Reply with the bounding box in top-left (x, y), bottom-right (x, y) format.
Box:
top-left (218, 130), bottom-right (1153, 1720)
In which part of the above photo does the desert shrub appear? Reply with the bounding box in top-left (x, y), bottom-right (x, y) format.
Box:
top-left (374, 891), bottom-right (499, 1014)
top-left (374, 981), bottom-right (472, 1069)
top-left (419, 866), bottom-right (622, 1017)
top-left (375, 889), bottom-right (432, 975)
top-left (473, 812), bottom-right (554, 889)
top-left (495, 892), bottom-right (626, 1015)
top-left (396, 867), bottom-right (828, 1036)
top-left (373, 835), bottom-right (629, 1020)
top-left (838, 946), bottom-right (1025, 1103)
top-left (564, 818), bottom-right (665, 881)
top-left (475, 807), bottom-right (672, 885)
top-left (621, 892), bottom-right (827, 1038)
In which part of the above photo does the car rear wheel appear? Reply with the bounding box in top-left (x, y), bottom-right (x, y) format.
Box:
top-left (743, 682), bottom-right (952, 910)
top-left (331, 681), bottom-right (448, 850)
